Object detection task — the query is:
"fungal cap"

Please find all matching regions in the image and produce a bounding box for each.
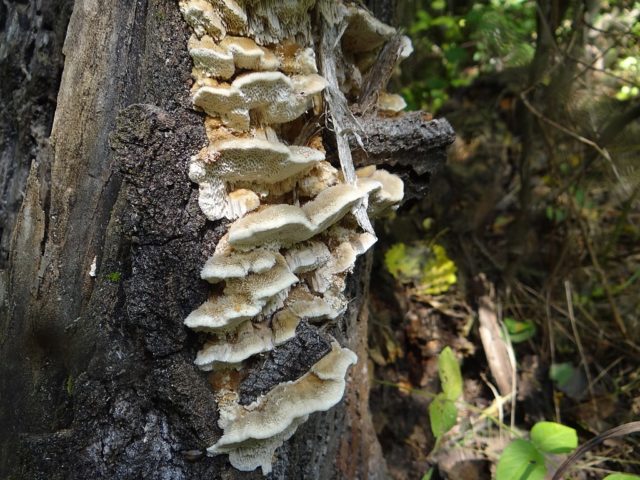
[223,258,298,301]
[192,85,241,115]
[184,296,262,332]
[342,6,395,53]
[301,183,370,231]
[284,242,331,273]
[220,36,267,70]
[291,74,328,96]
[210,137,324,183]
[210,342,357,447]
[188,35,235,79]
[228,204,314,249]
[195,321,274,370]
[233,71,293,106]
[360,169,405,215]
[377,92,407,113]
[179,0,226,39]
[200,240,278,283]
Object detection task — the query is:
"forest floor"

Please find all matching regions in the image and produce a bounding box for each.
[367,79,640,479]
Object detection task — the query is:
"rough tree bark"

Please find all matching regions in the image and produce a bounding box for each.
[0,1,453,478]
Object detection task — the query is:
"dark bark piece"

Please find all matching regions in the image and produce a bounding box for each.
[238,322,333,405]
[327,113,455,201]
[351,113,456,175]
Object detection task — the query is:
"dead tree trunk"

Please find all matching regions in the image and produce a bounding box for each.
[0,1,454,478]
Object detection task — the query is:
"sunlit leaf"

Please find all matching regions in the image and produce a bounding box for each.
[429,393,457,438]
[496,439,546,480]
[504,317,537,343]
[417,244,457,295]
[438,346,463,400]
[603,474,640,480]
[530,421,578,454]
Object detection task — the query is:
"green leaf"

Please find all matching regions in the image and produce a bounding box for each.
[504,317,537,343]
[428,393,457,438]
[384,243,421,281]
[530,421,578,454]
[438,346,463,400]
[421,468,434,480]
[549,362,576,388]
[418,244,457,295]
[603,474,640,480]
[496,439,546,480]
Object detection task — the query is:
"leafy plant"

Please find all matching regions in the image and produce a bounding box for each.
[504,317,537,343]
[428,347,463,439]
[384,241,457,295]
[496,421,578,480]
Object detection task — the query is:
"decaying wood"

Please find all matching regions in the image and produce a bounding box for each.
[0,0,454,478]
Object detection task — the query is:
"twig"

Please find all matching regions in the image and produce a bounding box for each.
[569,198,628,336]
[519,93,621,181]
[564,280,597,408]
[551,421,640,479]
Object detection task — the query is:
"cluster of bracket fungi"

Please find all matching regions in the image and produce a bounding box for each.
[179,0,409,474]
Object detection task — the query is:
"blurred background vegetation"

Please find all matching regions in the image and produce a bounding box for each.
[365,0,640,478]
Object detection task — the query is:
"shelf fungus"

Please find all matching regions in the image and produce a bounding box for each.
[209,342,357,474]
[179,0,408,475]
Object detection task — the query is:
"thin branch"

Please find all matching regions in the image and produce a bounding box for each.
[519,92,622,181]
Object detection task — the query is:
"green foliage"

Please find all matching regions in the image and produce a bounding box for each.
[438,346,463,400]
[429,393,458,438]
[497,422,577,480]
[549,362,578,389]
[604,475,640,480]
[504,317,537,343]
[530,421,578,454]
[402,0,536,112]
[428,347,463,438]
[421,468,434,480]
[384,243,422,281]
[106,271,122,282]
[496,439,546,480]
[417,244,457,295]
[384,241,457,295]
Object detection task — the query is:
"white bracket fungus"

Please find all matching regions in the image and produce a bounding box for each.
[188,137,326,220]
[209,342,357,474]
[179,0,408,475]
[192,72,327,129]
[180,0,226,39]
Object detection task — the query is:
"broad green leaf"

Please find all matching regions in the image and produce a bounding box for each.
[504,317,537,343]
[496,439,546,480]
[603,474,640,480]
[549,362,576,388]
[438,346,463,400]
[530,421,578,454]
[428,393,457,438]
